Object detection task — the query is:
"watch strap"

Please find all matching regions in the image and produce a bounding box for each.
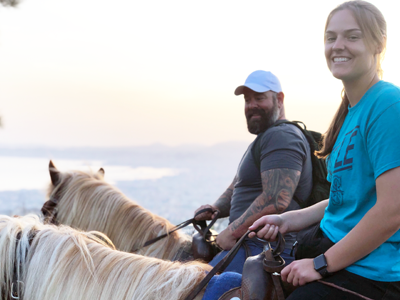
[314,254,333,278]
[317,266,332,278]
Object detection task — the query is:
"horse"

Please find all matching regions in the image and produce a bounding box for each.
[0,214,211,300]
[42,161,194,261]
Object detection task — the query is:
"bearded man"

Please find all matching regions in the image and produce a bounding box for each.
[194,70,313,274]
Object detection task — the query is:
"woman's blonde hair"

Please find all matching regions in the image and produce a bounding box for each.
[316,0,387,158]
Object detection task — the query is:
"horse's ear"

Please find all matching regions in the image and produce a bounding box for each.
[98,168,105,176]
[49,160,61,186]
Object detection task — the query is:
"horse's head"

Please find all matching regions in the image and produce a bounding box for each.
[41,161,191,261]
[0,215,211,300]
[42,160,105,224]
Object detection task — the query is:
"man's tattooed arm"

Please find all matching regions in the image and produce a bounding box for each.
[213,176,237,218]
[229,168,301,238]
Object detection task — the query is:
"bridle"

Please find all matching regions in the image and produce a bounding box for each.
[8,230,37,300]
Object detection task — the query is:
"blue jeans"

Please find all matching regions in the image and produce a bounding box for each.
[202,272,242,300]
[209,239,294,274]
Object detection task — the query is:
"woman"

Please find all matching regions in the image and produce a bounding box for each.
[249,1,400,299]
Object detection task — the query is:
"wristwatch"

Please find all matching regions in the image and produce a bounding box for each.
[313,254,332,278]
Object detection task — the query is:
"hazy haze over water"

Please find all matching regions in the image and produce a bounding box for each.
[0,142,248,228]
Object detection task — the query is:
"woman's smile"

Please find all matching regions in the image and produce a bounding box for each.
[332,57,351,63]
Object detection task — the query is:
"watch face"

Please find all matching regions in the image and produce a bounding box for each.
[314,254,328,271]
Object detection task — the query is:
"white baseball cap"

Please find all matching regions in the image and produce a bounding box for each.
[234,70,282,95]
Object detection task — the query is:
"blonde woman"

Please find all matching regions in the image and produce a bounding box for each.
[249,1,400,299]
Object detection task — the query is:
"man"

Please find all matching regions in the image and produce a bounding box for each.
[195,70,313,273]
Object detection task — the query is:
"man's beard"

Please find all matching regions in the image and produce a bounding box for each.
[246,102,280,135]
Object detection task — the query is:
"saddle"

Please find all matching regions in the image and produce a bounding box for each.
[185,231,289,300]
[218,234,287,300]
[191,219,221,262]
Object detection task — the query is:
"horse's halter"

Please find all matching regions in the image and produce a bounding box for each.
[8,230,37,300]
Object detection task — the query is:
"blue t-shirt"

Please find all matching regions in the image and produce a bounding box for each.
[320,80,400,282]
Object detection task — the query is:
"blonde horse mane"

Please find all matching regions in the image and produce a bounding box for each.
[0,214,210,300]
[46,166,191,260]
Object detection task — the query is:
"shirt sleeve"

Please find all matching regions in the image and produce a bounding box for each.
[260,126,308,173]
[366,101,400,179]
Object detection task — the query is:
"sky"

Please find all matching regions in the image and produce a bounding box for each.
[0,0,399,147]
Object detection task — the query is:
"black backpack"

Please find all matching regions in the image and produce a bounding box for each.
[251,120,331,208]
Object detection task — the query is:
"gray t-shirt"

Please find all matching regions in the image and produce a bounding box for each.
[229,122,313,248]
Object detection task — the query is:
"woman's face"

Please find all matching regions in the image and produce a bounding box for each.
[325,9,376,82]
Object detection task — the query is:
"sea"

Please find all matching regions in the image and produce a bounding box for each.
[0,142,249,232]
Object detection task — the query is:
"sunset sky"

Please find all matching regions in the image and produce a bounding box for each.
[1,0,399,147]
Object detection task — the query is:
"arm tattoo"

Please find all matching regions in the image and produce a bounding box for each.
[214,176,237,218]
[230,169,301,237]
[260,169,299,212]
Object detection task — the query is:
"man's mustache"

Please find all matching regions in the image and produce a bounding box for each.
[246,108,266,120]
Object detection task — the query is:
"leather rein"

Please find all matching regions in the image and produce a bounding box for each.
[132,208,221,252]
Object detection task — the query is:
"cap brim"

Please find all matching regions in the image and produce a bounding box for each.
[234,83,269,95]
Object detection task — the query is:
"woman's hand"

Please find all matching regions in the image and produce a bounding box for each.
[248,215,286,240]
[281,259,322,286]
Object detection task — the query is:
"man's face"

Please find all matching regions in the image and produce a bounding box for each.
[244,88,280,135]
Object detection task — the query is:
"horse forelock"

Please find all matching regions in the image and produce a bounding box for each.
[0,215,210,300]
[46,169,190,260]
